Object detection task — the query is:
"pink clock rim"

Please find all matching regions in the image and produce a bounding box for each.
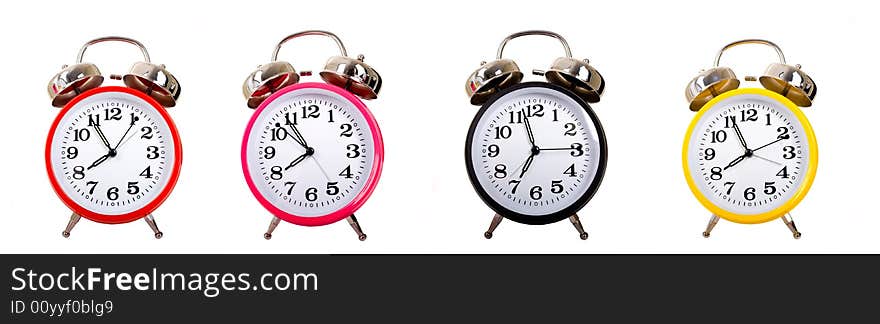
[241,82,384,226]
[44,86,183,224]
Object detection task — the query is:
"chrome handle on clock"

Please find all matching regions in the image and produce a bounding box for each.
[272,30,348,62]
[77,36,151,63]
[496,30,572,59]
[714,39,786,67]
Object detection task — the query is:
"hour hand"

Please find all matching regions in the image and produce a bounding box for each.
[723,155,746,171]
[519,154,535,178]
[87,153,111,170]
[284,153,308,171]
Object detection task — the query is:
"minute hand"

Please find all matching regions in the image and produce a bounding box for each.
[752,135,789,153]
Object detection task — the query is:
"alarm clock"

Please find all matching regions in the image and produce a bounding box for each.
[241,30,383,241]
[682,39,818,238]
[464,31,607,240]
[45,37,182,239]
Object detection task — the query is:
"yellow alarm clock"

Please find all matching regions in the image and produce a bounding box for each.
[682,39,818,239]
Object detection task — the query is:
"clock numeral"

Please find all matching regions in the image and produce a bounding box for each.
[340,123,353,137]
[526,104,544,117]
[740,108,758,122]
[552,109,559,122]
[570,143,584,157]
[107,187,119,201]
[305,187,318,202]
[86,181,98,195]
[563,123,577,136]
[73,166,85,180]
[494,126,512,139]
[270,166,283,180]
[776,166,790,179]
[563,164,577,178]
[328,110,335,123]
[508,111,523,124]
[551,180,564,194]
[744,187,756,201]
[704,148,716,160]
[285,112,297,126]
[529,186,543,200]
[65,147,79,159]
[140,166,153,179]
[146,146,159,159]
[764,182,777,195]
[127,182,140,195]
[346,144,361,158]
[73,128,90,141]
[783,146,796,159]
[711,130,727,143]
[140,126,154,139]
[88,114,101,127]
[724,116,736,128]
[270,126,288,141]
[263,146,276,159]
[284,182,296,195]
[487,144,500,158]
[301,105,320,119]
[494,164,507,179]
[724,182,735,195]
[765,113,772,126]
[326,182,340,196]
[104,108,122,121]
[777,126,790,140]
[508,180,521,194]
[339,166,353,179]
[709,167,722,180]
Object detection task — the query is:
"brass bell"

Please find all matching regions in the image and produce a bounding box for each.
[243,30,382,108]
[48,37,180,108]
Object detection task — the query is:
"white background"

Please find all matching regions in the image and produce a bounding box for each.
[0,0,876,253]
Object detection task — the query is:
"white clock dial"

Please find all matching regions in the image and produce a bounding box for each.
[687,93,811,215]
[469,86,602,217]
[245,87,375,217]
[49,91,177,215]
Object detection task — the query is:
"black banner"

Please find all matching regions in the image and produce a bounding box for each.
[3,254,878,322]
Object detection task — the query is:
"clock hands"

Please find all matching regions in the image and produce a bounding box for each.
[284,152,310,171]
[723,155,747,171]
[275,123,307,148]
[539,147,578,152]
[113,115,139,150]
[85,115,141,172]
[752,134,789,153]
[86,153,112,170]
[522,109,536,147]
[753,153,782,166]
[92,123,112,151]
[732,122,749,150]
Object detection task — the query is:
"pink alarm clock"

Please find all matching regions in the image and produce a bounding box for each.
[241,31,383,241]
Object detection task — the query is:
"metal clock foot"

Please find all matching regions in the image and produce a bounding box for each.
[346,215,367,241]
[569,214,588,240]
[144,214,163,239]
[484,214,504,239]
[62,213,81,238]
[781,213,801,239]
[264,217,281,240]
[702,214,720,238]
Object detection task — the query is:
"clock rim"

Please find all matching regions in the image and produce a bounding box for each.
[682,87,818,224]
[44,86,183,224]
[465,81,608,225]
[241,82,384,227]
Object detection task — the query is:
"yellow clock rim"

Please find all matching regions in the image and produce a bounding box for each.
[682,88,818,224]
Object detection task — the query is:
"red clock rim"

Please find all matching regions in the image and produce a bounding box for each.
[44,86,183,224]
[241,82,384,227]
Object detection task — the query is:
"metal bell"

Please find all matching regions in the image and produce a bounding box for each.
[543,56,605,103]
[125,61,181,107]
[760,62,817,107]
[47,62,103,107]
[320,54,382,100]
[465,58,523,105]
[685,67,740,112]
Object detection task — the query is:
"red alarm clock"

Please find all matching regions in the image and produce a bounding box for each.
[45,37,182,239]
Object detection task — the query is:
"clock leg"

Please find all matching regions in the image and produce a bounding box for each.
[781,213,802,239]
[144,214,163,239]
[346,214,367,241]
[484,214,503,239]
[264,217,281,240]
[62,212,81,238]
[569,214,588,240]
[702,214,720,238]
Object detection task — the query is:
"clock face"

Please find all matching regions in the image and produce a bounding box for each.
[243,84,379,221]
[466,82,606,224]
[685,91,813,220]
[48,89,179,219]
